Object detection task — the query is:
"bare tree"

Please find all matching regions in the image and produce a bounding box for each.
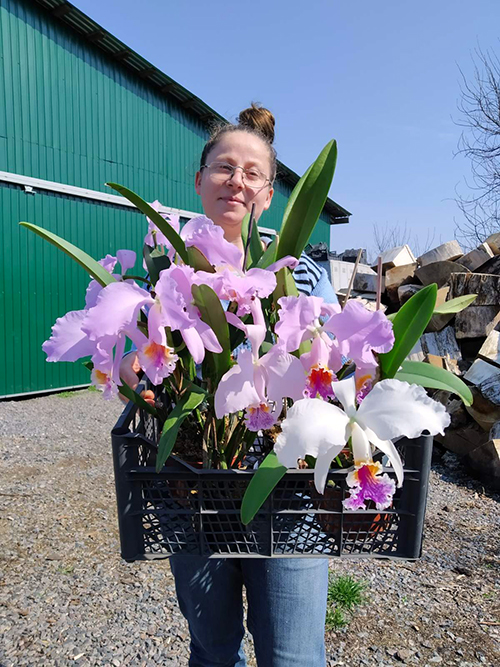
[455,47,500,248]
[370,222,439,262]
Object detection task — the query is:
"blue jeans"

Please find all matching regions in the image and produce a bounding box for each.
[169,555,329,667]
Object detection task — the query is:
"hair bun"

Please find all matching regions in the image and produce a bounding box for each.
[237,103,275,144]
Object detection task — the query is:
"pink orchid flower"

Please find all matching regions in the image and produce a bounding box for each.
[144,200,180,255]
[81,280,179,389]
[182,215,298,315]
[180,215,243,268]
[157,264,222,363]
[85,249,136,308]
[214,299,306,431]
[325,300,395,369]
[275,294,343,399]
[44,250,137,397]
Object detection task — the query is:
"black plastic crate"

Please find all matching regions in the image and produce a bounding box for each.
[111,394,433,561]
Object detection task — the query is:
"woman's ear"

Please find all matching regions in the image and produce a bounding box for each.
[262,186,274,212]
[195,171,202,195]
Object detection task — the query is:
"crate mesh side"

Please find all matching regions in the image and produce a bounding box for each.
[112,396,430,560]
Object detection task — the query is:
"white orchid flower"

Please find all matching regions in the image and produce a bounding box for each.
[274,377,450,509]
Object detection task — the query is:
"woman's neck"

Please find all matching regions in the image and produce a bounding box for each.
[222,225,245,255]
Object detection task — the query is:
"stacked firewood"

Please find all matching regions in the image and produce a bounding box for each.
[339,234,500,489]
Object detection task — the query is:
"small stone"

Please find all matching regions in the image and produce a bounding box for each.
[395,648,412,661]
[429,655,442,663]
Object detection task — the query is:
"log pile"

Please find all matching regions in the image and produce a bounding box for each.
[337,233,500,489]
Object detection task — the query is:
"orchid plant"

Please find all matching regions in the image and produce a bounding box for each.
[21,139,473,525]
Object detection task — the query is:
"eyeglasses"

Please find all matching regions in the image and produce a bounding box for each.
[201,161,272,189]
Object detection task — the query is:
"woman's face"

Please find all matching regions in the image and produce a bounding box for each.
[195,131,274,233]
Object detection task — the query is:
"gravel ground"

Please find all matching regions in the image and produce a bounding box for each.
[0,389,498,667]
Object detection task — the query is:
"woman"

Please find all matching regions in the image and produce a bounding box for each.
[122,104,337,667]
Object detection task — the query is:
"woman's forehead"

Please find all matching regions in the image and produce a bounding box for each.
[207,131,270,166]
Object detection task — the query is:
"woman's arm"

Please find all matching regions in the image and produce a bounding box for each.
[310,266,339,305]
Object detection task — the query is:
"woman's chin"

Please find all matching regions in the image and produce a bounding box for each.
[216,211,247,229]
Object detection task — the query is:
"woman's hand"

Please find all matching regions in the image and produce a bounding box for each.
[119,353,156,406]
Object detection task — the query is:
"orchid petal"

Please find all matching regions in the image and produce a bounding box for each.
[350,421,372,464]
[344,463,396,511]
[320,302,341,318]
[362,425,404,487]
[82,282,153,339]
[198,320,223,354]
[314,447,341,495]
[214,349,260,418]
[325,300,394,368]
[253,365,267,402]
[356,379,450,442]
[144,201,180,251]
[155,272,195,331]
[116,249,136,274]
[85,280,103,309]
[181,215,243,268]
[262,346,306,404]
[266,255,299,273]
[225,311,246,331]
[91,368,119,399]
[138,339,178,385]
[246,299,266,358]
[91,336,115,370]
[181,327,206,364]
[332,376,357,416]
[274,398,348,469]
[217,268,276,315]
[244,403,277,431]
[98,254,117,273]
[112,334,127,386]
[42,309,96,362]
[275,295,323,352]
[300,336,337,400]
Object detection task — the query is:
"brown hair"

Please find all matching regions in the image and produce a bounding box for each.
[200,103,277,182]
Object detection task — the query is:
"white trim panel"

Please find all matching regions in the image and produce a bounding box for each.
[0,170,278,235]
[0,170,200,219]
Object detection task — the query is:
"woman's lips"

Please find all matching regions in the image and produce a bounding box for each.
[220,197,244,206]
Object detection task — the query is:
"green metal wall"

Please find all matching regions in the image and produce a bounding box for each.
[0,0,330,396]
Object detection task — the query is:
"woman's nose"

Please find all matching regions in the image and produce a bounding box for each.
[227,166,245,187]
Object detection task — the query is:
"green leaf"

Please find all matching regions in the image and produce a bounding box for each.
[117,378,158,417]
[379,283,437,379]
[276,140,337,261]
[255,235,278,269]
[273,266,299,302]
[434,294,477,314]
[395,360,473,406]
[156,385,206,471]
[241,211,264,269]
[143,245,171,285]
[240,451,287,525]
[106,183,189,263]
[187,246,215,273]
[19,222,115,287]
[191,284,232,379]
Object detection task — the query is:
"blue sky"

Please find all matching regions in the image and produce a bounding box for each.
[74,0,500,257]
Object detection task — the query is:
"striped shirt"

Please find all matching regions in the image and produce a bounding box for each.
[293,252,324,295]
[260,235,338,305]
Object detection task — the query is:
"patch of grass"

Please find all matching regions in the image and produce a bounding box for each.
[325,574,366,630]
[57,564,75,575]
[87,384,98,392]
[325,605,347,629]
[56,391,75,398]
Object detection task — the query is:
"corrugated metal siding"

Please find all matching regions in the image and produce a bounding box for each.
[0,0,330,396]
[1,182,152,396]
